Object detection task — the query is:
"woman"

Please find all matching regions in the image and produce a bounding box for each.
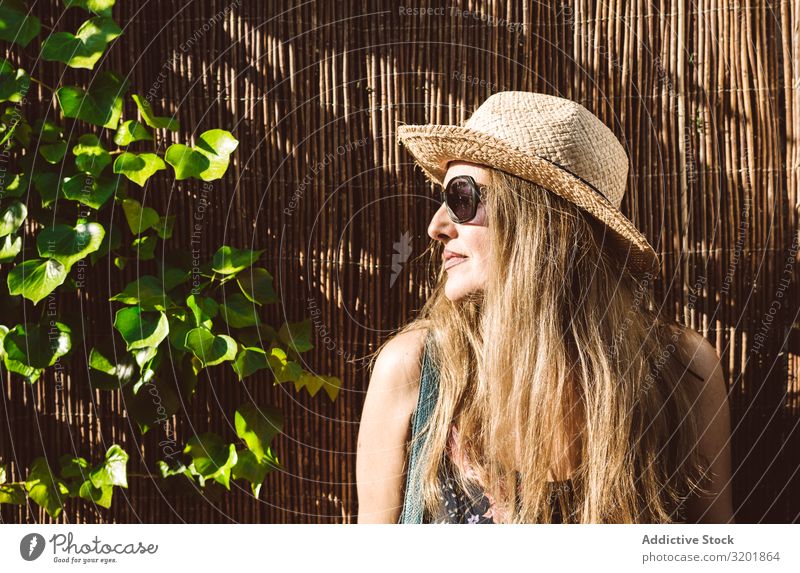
[356,92,734,524]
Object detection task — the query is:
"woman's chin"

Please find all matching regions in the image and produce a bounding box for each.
[444,290,461,302]
[444,281,478,303]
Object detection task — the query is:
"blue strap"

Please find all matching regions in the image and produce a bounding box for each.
[398,333,439,523]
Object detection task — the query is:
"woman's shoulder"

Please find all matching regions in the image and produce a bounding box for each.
[356,327,429,523]
[665,323,734,523]
[367,327,429,407]
[667,322,721,384]
[370,328,428,391]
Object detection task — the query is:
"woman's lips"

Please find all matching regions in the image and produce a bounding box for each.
[444,255,467,270]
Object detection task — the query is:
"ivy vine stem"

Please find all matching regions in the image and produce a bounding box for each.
[28,76,55,93]
[126,472,160,479]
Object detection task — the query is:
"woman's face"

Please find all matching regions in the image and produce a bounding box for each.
[428,161,492,301]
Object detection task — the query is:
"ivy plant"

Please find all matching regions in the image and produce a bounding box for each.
[0,0,341,519]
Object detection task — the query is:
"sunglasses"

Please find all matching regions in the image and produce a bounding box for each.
[440,175,487,223]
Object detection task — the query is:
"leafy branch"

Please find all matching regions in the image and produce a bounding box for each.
[0,0,341,519]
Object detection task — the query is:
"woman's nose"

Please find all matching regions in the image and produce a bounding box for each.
[428,201,456,242]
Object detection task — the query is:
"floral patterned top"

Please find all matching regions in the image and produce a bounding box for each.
[427,458,575,524]
[423,425,576,524]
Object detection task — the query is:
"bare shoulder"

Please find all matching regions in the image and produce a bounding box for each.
[669,323,735,523]
[668,322,729,421]
[668,323,724,388]
[355,327,428,523]
[366,327,428,405]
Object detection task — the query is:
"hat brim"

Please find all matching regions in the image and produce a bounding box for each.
[396,123,660,277]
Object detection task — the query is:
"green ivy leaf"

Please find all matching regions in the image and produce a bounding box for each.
[0,463,25,503]
[132,234,157,260]
[59,455,89,479]
[232,347,268,381]
[0,324,41,382]
[159,264,189,292]
[113,307,169,350]
[88,348,133,381]
[62,173,122,209]
[237,268,278,305]
[90,225,121,263]
[166,315,193,353]
[0,59,30,103]
[0,325,8,361]
[211,245,263,275]
[220,293,259,329]
[184,327,237,367]
[231,449,276,498]
[7,259,69,304]
[3,322,72,369]
[122,375,178,433]
[113,152,166,187]
[25,458,69,518]
[72,133,111,176]
[63,0,115,16]
[165,129,238,181]
[186,294,218,327]
[154,215,174,240]
[183,433,237,490]
[0,172,29,198]
[78,479,113,508]
[131,361,155,394]
[131,93,179,131]
[233,324,277,348]
[41,17,121,70]
[278,319,313,353]
[113,119,152,146]
[2,112,31,147]
[163,144,205,179]
[157,459,192,480]
[295,372,342,401]
[110,276,173,310]
[87,347,135,390]
[265,346,303,383]
[88,347,116,374]
[31,171,63,207]
[121,198,159,234]
[0,482,25,505]
[0,200,26,237]
[36,222,105,269]
[89,444,128,489]
[234,402,282,463]
[131,357,156,391]
[131,345,158,370]
[3,356,42,383]
[0,234,21,263]
[39,140,68,164]
[56,71,129,128]
[33,119,63,143]
[0,0,41,47]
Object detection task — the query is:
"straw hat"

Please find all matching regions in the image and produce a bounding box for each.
[396,91,660,277]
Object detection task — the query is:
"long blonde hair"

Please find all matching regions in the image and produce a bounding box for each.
[377,167,711,523]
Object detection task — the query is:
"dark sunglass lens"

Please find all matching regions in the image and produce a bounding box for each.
[445,178,475,221]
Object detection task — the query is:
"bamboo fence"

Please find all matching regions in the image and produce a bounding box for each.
[1,0,798,523]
